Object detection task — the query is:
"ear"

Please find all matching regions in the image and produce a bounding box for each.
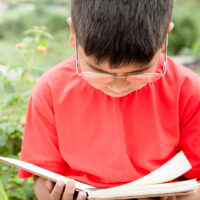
[67,17,76,48]
[161,22,174,51]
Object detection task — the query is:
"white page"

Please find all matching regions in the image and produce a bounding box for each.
[88,179,198,199]
[0,157,94,191]
[88,151,192,195]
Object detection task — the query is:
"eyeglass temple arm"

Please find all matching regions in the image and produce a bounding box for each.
[75,36,80,73]
[163,34,168,74]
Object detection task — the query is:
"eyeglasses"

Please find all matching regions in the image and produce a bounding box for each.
[75,35,168,84]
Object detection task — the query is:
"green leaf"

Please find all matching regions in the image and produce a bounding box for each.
[38,39,48,47]
[43,32,53,39]
[0,71,4,78]
[7,64,23,73]
[4,82,15,94]
[0,174,10,185]
[23,28,34,35]
[22,37,34,49]
[0,181,8,200]
[20,70,27,81]
[0,134,8,147]
[0,60,8,66]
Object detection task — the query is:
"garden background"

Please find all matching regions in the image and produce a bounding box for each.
[0,0,200,199]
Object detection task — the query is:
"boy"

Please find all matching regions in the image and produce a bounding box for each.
[19,0,200,199]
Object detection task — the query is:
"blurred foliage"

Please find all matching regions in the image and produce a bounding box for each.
[0,26,52,200]
[0,0,73,67]
[0,3,69,39]
[0,181,8,200]
[169,0,200,57]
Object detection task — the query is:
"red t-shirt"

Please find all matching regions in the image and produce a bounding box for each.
[19,55,200,188]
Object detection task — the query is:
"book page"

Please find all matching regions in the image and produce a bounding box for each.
[0,157,94,191]
[88,152,192,194]
[122,151,192,187]
[88,179,198,199]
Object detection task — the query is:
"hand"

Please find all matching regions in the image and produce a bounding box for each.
[47,180,87,200]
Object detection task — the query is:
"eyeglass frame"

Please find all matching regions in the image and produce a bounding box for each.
[75,34,168,81]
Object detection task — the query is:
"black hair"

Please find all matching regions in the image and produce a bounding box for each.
[71,0,174,68]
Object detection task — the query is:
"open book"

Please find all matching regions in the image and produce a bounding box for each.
[0,152,199,199]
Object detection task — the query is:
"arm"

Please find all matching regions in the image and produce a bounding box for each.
[34,176,87,200]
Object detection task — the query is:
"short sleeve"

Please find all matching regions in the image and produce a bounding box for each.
[179,74,200,179]
[19,77,67,178]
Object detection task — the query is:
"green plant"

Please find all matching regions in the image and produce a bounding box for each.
[169,1,200,57]
[0,9,38,40]
[0,3,69,40]
[191,39,200,58]
[0,181,8,200]
[0,26,53,200]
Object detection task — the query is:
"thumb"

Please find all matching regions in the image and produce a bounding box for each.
[46,180,54,192]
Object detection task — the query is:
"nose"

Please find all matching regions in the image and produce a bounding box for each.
[107,78,130,93]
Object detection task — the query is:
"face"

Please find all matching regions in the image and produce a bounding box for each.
[67,17,173,98]
[77,45,162,98]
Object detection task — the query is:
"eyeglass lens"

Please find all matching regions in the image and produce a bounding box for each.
[82,73,162,84]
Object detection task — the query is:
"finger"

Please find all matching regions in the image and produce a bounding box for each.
[47,180,54,193]
[160,195,171,200]
[138,198,159,200]
[51,181,65,200]
[162,196,176,200]
[76,191,87,200]
[62,180,76,200]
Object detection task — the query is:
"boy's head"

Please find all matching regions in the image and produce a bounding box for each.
[67,0,174,97]
[70,0,174,66]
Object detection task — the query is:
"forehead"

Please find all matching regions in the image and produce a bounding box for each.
[77,45,161,74]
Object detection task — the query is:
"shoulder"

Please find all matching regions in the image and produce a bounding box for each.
[37,55,76,86]
[166,57,200,121]
[166,56,200,94]
[167,56,200,83]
